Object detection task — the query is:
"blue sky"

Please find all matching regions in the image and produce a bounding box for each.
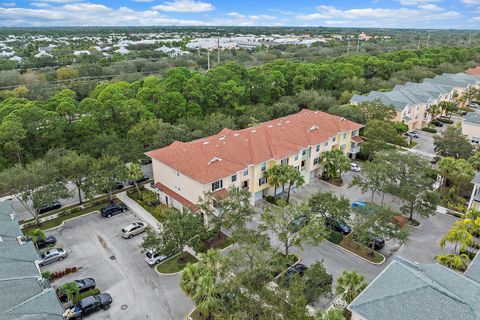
[0,0,479,28]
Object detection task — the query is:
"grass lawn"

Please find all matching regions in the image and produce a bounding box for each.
[339,234,385,264]
[127,188,172,222]
[326,230,344,244]
[22,199,118,233]
[189,308,212,320]
[155,251,198,274]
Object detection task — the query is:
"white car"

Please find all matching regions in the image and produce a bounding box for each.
[350,162,361,172]
[121,222,146,239]
[39,248,68,266]
[144,250,168,266]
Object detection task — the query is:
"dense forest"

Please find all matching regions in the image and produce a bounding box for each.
[0,45,479,171]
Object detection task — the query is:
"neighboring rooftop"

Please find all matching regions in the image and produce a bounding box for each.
[147,109,363,184]
[466,66,480,76]
[464,112,480,125]
[348,256,480,320]
[351,72,480,111]
[0,200,64,320]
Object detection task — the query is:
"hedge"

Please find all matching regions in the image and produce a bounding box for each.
[421,127,437,133]
[438,118,454,124]
[72,288,101,304]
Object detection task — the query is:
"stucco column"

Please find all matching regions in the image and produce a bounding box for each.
[468,184,478,209]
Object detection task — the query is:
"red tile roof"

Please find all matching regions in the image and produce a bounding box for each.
[147,109,363,184]
[155,182,199,212]
[351,136,364,144]
[466,66,480,76]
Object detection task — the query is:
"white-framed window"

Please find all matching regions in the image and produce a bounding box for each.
[340,144,346,151]
[472,137,480,144]
[302,149,307,156]
[212,180,223,191]
[332,136,336,142]
[231,174,237,182]
[173,170,180,176]
[352,130,358,137]
[243,169,248,176]
[342,133,347,140]
[294,154,299,161]
[325,141,329,147]
[261,162,267,171]
[313,157,320,165]
[259,177,267,186]
[281,158,289,165]
[316,144,320,152]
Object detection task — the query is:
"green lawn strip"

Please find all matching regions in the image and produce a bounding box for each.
[127,188,169,223]
[325,230,344,244]
[156,251,198,274]
[21,199,120,233]
[338,234,384,264]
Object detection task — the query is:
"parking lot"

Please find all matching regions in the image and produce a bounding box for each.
[41,209,194,320]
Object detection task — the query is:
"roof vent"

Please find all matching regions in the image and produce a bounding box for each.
[203,141,210,145]
[308,125,319,132]
[268,125,273,128]
[208,157,222,165]
[340,118,345,121]
[286,120,291,123]
[251,130,256,133]
[277,122,283,126]
[219,137,225,141]
[234,133,240,136]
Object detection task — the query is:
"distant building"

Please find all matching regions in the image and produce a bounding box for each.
[348,256,480,320]
[0,201,64,320]
[74,50,90,56]
[462,112,480,144]
[351,73,480,130]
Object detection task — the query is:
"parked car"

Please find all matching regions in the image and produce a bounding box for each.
[405,131,419,138]
[39,248,68,266]
[325,218,352,235]
[431,120,444,127]
[100,203,127,218]
[469,102,480,108]
[128,175,149,185]
[350,162,361,172]
[144,250,168,266]
[29,235,57,250]
[57,278,96,302]
[354,234,385,251]
[284,263,308,280]
[121,222,146,239]
[37,201,62,215]
[66,293,112,319]
[289,215,309,232]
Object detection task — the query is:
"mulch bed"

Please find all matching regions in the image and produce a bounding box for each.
[203,231,233,251]
[407,218,421,227]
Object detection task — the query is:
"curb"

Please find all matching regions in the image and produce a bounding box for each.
[326,240,386,265]
[26,210,100,232]
[154,252,193,276]
[185,307,197,320]
[318,179,348,189]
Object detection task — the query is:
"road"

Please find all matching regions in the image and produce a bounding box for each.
[9,164,153,221]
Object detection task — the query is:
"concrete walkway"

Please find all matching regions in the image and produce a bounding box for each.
[117,191,161,232]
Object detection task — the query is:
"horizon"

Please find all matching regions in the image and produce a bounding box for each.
[1,0,480,29]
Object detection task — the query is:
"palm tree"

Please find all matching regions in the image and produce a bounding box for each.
[28,228,46,250]
[60,282,80,304]
[436,253,470,271]
[126,162,144,195]
[322,149,351,183]
[439,221,473,254]
[284,166,305,204]
[335,271,368,304]
[438,157,456,188]
[450,159,475,195]
[264,165,287,200]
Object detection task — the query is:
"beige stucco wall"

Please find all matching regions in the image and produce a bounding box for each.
[350,311,364,320]
[462,121,480,142]
[152,159,207,204]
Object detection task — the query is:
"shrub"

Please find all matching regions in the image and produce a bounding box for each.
[326,231,344,244]
[72,288,101,304]
[41,271,52,281]
[421,127,437,133]
[265,195,275,204]
[439,118,454,124]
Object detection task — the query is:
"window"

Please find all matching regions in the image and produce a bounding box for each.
[325,141,329,147]
[259,177,267,186]
[332,136,336,142]
[261,162,267,171]
[352,130,358,137]
[294,154,299,161]
[316,144,320,152]
[472,137,480,144]
[242,181,248,189]
[313,157,320,165]
[231,174,237,182]
[294,166,299,171]
[212,180,223,191]
[342,133,347,140]
[243,169,248,176]
[340,144,346,151]
[302,149,307,156]
[281,158,289,165]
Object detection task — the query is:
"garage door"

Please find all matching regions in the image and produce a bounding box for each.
[254,190,263,201]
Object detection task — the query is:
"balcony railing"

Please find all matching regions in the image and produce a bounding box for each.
[350,146,360,154]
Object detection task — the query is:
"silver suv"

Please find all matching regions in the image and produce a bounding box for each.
[39,248,68,266]
[144,250,168,266]
[121,222,146,239]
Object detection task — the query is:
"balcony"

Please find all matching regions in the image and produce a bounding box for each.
[350,146,360,154]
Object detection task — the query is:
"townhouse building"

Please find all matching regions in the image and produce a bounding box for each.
[351,72,480,130]
[147,109,363,210]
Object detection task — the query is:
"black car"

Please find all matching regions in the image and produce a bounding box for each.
[57,278,96,302]
[354,234,385,250]
[325,218,352,235]
[37,201,62,215]
[129,175,149,185]
[289,215,309,232]
[68,293,112,319]
[100,203,127,218]
[32,235,57,249]
[284,263,308,280]
[431,120,444,127]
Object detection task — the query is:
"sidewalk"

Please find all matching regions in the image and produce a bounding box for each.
[116,191,161,232]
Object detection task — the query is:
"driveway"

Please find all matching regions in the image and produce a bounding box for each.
[40,209,193,320]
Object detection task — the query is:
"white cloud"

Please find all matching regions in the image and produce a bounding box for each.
[399,0,440,5]
[418,4,444,11]
[152,0,213,12]
[34,0,81,3]
[30,2,50,7]
[0,1,15,6]
[133,0,154,2]
[462,0,480,4]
